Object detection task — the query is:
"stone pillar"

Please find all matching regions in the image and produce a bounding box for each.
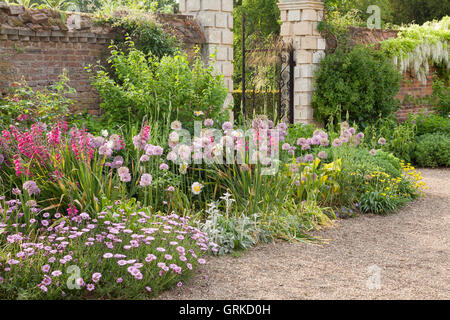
[278,0,325,124]
[179,0,234,109]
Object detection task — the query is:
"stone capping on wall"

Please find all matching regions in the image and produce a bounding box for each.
[0,3,113,43]
[0,3,206,46]
[278,0,324,11]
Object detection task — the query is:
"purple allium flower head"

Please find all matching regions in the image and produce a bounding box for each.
[171,121,182,130]
[140,173,152,187]
[318,151,328,159]
[152,146,164,156]
[332,139,342,147]
[204,119,214,127]
[303,154,314,162]
[23,180,41,196]
[378,137,386,145]
[222,121,233,131]
[159,163,169,171]
[311,136,321,145]
[167,151,177,162]
[320,138,329,147]
[301,144,310,150]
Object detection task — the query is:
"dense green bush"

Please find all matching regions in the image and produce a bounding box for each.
[330,146,419,213]
[285,122,317,145]
[0,72,74,127]
[413,113,450,136]
[312,46,401,128]
[414,133,450,167]
[90,40,228,129]
[431,76,450,117]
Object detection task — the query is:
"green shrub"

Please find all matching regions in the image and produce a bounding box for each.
[383,121,417,163]
[412,113,450,136]
[90,40,228,129]
[359,190,406,215]
[0,72,74,127]
[285,123,317,146]
[431,75,450,116]
[312,46,401,128]
[330,146,418,213]
[414,133,450,167]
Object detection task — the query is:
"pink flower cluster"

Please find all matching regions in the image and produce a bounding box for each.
[0,200,216,298]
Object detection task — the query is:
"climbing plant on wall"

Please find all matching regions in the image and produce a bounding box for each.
[380,17,449,84]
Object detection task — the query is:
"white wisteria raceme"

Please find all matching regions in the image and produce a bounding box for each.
[383,17,449,84]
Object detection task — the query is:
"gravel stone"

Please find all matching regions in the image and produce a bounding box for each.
[158,169,450,300]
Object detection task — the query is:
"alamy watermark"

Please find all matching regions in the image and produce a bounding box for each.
[165,120,283,176]
[367,5,381,29]
[366,264,382,290]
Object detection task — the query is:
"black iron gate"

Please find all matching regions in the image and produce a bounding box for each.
[237,12,295,124]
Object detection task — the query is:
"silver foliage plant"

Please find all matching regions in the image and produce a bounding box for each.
[198,193,268,255]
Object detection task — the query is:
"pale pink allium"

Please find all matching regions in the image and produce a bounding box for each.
[318,151,328,159]
[23,180,40,196]
[140,173,153,187]
[171,121,182,130]
[378,137,386,145]
[222,121,233,131]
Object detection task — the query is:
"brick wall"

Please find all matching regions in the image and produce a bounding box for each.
[395,68,435,121]
[0,4,205,115]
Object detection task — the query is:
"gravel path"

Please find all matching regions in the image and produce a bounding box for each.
[158,169,450,300]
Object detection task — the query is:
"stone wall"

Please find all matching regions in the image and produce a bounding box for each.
[179,0,234,108]
[0,3,205,115]
[278,0,326,124]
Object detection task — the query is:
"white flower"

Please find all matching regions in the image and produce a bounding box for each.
[101,130,109,137]
[180,162,188,174]
[191,182,203,195]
